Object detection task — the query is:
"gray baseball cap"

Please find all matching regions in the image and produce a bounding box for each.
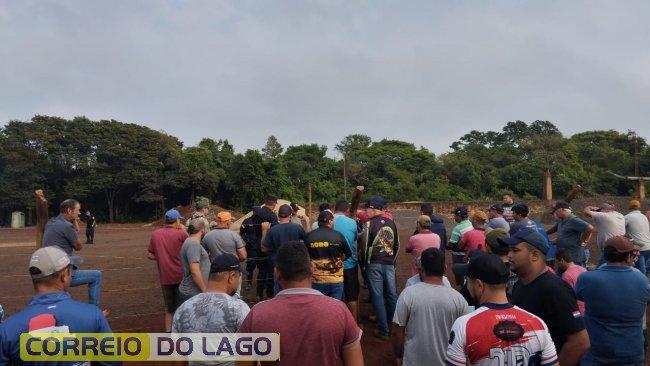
[29,247,71,279]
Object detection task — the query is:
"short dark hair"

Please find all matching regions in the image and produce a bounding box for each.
[420,203,433,215]
[420,248,445,276]
[318,203,331,212]
[59,199,80,214]
[555,248,574,263]
[31,266,69,288]
[512,204,529,217]
[603,246,630,263]
[264,195,277,205]
[276,241,311,281]
[335,200,350,212]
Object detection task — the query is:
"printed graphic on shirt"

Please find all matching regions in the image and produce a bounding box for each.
[371,226,395,256]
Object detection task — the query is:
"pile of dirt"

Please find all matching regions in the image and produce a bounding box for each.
[145,204,243,227]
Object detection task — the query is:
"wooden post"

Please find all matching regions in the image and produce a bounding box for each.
[35,189,49,247]
[543,171,553,201]
[307,182,312,219]
[638,180,646,200]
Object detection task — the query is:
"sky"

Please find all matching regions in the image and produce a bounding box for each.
[1,1,649,156]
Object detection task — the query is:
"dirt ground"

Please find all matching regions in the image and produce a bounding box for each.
[0,210,626,365]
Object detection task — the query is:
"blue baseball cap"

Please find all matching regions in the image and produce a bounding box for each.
[165,209,181,222]
[498,227,548,255]
[365,196,386,210]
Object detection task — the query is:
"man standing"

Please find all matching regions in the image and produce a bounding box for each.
[305,211,351,299]
[83,210,96,244]
[43,199,104,309]
[360,196,399,339]
[625,199,650,276]
[556,248,586,316]
[576,236,649,365]
[546,201,593,267]
[290,202,310,231]
[446,253,558,366]
[248,195,279,301]
[0,247,113,364]
[448,207,473,285]
[486,204,510,232]
[147,209,188,332]
[505,227,590,365]
[172,254,250,366]
[406,215,440,276]
[502,194,516,225]
[509,203,537,235]
[185,197,215,230]
[392,248,469,366]
[583,202,625,265]
[416,203,447,253]
[202,211,247,263]
[237,242,363,366]
[333,200,361,321]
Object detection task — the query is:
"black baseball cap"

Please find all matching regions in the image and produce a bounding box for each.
[488,204,504,213]
[210,254,241,273]
[466,253,510,285]
[365,196,386,210]
[498,227,549,255]
[318,210,334,223]
[551,200,571,213]
[278,204,293,218]
[454,206,469,218]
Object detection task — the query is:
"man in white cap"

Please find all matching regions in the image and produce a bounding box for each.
[0,247,112,364]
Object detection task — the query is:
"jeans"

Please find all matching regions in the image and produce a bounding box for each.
[312,282,344,300]
[366,263,398,334]
[86,228,95,244]
[637,250,650,278]
[71,269,102,306]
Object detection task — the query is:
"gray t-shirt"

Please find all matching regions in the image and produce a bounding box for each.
[42,214,79,255]
[590,211,626,249]
[393,282,470,366]
[179,238,211,300]
[486,217,510,232]
[202,228,245,262]
[625,211,650,252]
[553,215,590,263]
[172,292,250,366]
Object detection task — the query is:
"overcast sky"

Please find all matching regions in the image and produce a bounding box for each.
[1,1,649,156]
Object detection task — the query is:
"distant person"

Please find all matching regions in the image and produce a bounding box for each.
[446,253,558,366]
[248,195,279,301]
[486,204,510,232]
[457,210,488,258]
[186,197,215,230]
[505,227,590,365]
[415,203,448,253]
[289,202,310,232]
[239,214,257,290]
[448,206,472,285]
[333,199,361,321]
[509,203,537,235]
[311,202,332,230]
[202,211,246,263]
[583,202,625,265]
[576,236,649,365]
[172,254,249,366]
[43,199,105,310]
[625,199,650,276]
[502,194,516,224]
[0,247,112,364]
[237,241,363,366]
[556,248,586,316]
[359,196,399,340]
[83,210,96,244]
[546,201,593,267]
[392,248,469,366]
[405,215,440,276]
[147,209,188,331]
[179,218,211,301]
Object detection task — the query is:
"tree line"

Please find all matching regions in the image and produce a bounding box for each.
[0,116,647,224]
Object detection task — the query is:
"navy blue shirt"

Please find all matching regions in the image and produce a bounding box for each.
[42,214,79,255]
[261,222,306,264]
[0,292,112,365]
[576,265,650,358]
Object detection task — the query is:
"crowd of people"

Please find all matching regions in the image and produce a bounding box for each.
[2,193,650,366]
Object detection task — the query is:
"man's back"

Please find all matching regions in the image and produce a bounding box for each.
[487,217,510,232]
[262,222,306,260]
[509,218,536,235]
[202,228,245,262]
[590,211,626,248]
[393,282,469,366]
[305,227,350,284]
[364,215,399,265]
[238,288,361,366]
[333,214,358,269]
[148,226,188,285]
[625,211,650,251]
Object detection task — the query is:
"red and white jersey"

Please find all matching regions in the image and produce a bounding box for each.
[446,303,557,366]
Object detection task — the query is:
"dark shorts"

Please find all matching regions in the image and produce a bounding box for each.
[343,266,360,302]
[161,284,181,313]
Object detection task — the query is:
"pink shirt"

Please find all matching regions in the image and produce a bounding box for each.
[460,228,487,256]
[406,230,441,276]
[561,263,587,315]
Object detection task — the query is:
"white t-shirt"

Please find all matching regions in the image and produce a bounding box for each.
[625,211,650,252]
[405,274,452,288]
[393,282,470,366]
[590,211,625,249]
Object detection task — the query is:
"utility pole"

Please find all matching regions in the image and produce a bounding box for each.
[628,130,640,177]
[307,182,312,219]
[343,154,348,201]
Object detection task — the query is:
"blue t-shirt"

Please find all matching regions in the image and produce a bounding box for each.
[334,214,358,269]
[0,292,112,365]
[261,222,307,265]
[42,214,79,256]
[575,265,650,358]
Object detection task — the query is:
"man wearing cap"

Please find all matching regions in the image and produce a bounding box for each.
[333,200,361,321]
[186,197,215,230]
[405,215,441,276]
[360,196,400,339]
[510,203,556,266]
[305,211,351,299]
[289,202,310,231]
[262,204,307,294]
[43,199,104,309]
[625,199,650,277]
[0,247,112,364]
[148,208,189,332]
[238,241,363,366]
[415,203,447,253]
[506,227,590,365]
[202,211,247,263]
[393,248,469,366]
[172,254,250,363]
[458,210,488,257]
[583,202,625,265]
[575,236,649,365]
[486,204,510,232]
[546,201,593,267]
[446,253,558,366]
[448,206,472,285]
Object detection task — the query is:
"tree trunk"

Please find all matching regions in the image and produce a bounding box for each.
[543,171,553,201]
